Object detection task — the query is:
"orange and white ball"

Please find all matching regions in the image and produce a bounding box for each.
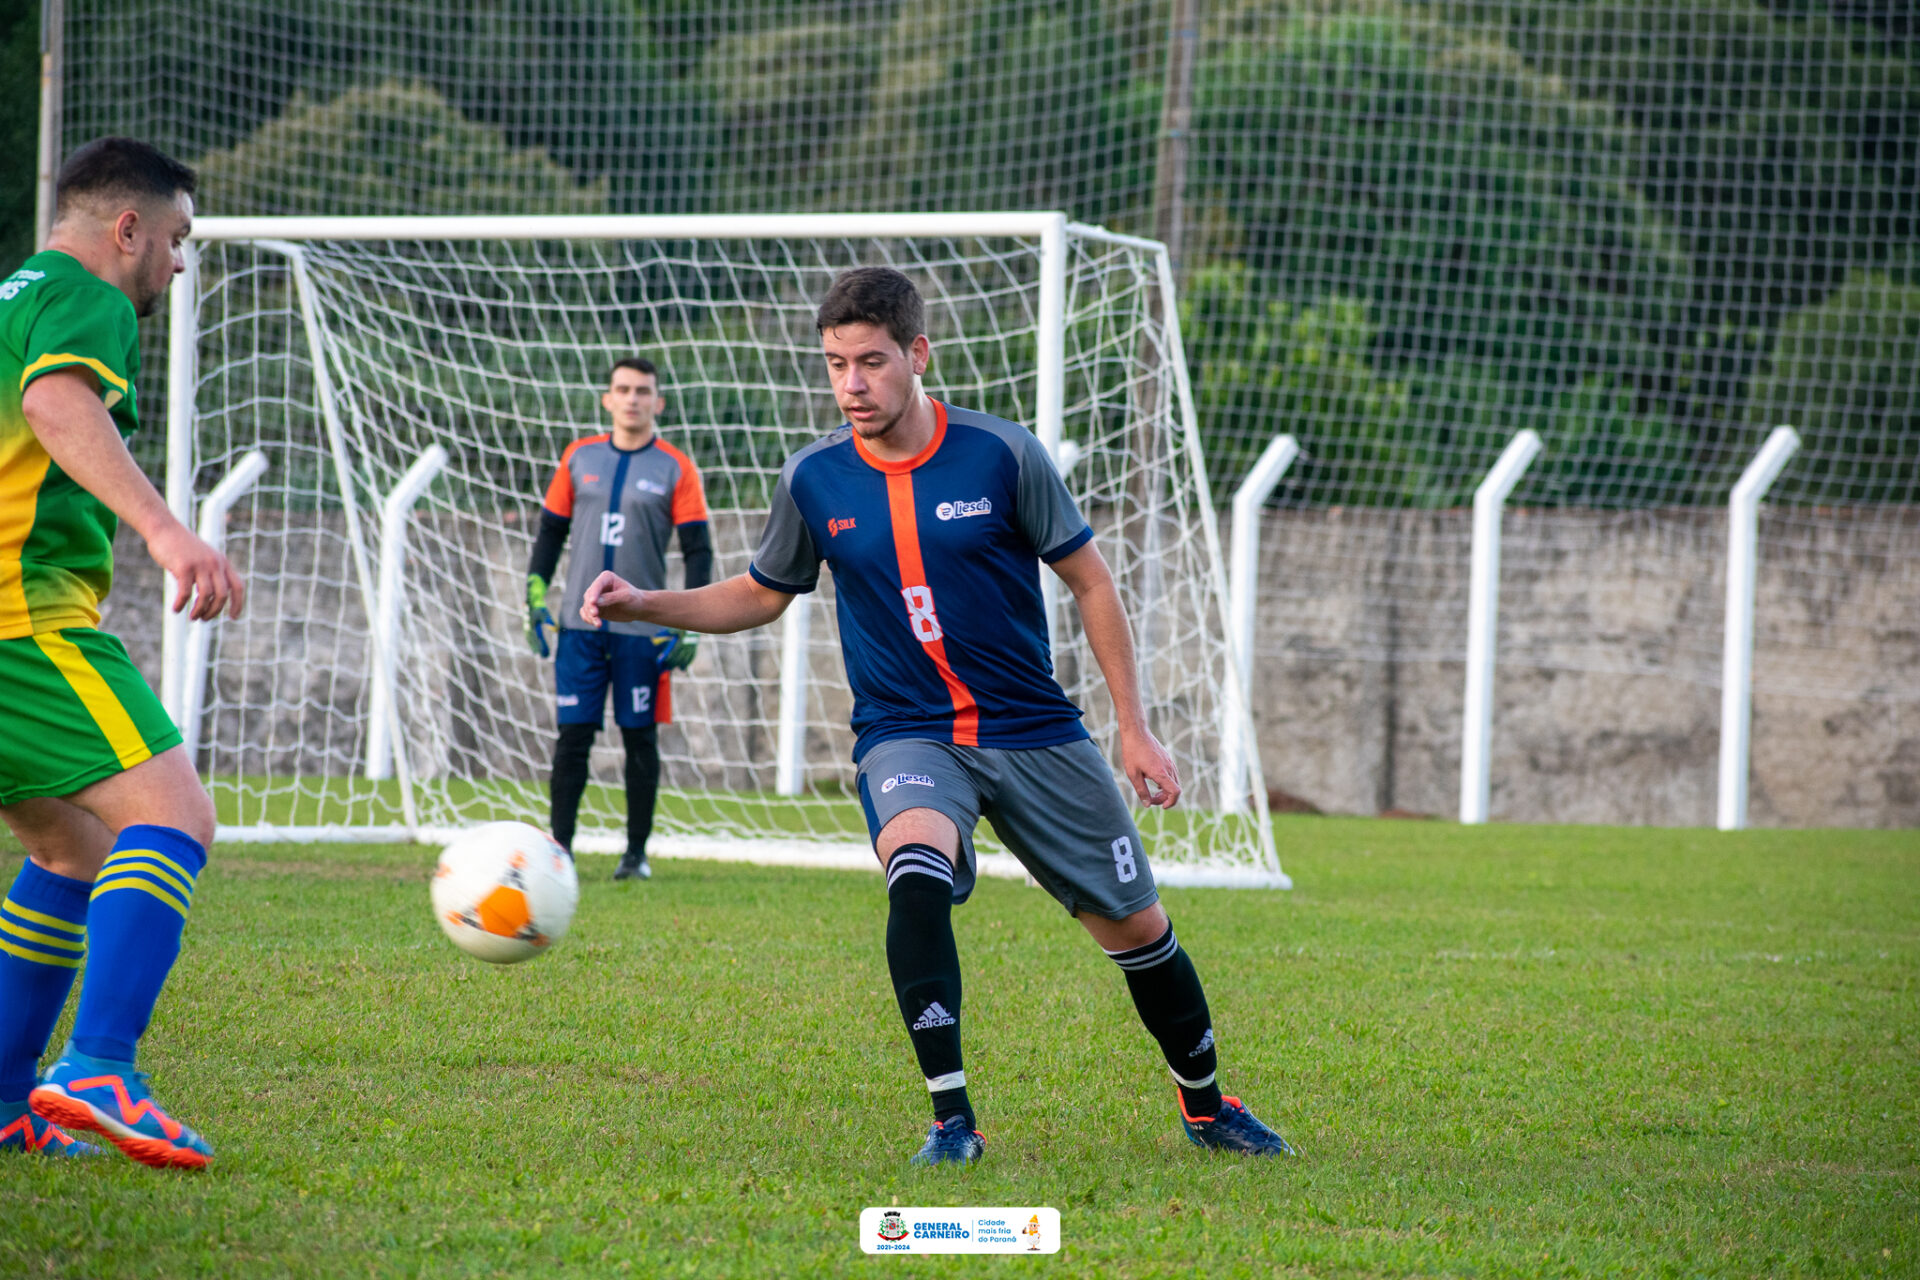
[431,822,579,964]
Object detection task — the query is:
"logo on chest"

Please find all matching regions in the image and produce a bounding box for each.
[828,516,857,538]
[935,498,992,522]
[634,477,668,496]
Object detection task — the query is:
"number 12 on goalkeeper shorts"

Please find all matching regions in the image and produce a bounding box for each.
[902,585,943,643]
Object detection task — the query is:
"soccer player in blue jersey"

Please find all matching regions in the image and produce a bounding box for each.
[1,139,242,1168]
[582,267,1294,1163]
[525,358,712,881]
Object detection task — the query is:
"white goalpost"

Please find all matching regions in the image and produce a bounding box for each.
[164,213,1286,888]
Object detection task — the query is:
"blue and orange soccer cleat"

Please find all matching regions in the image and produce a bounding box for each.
[0,1100,101,1157]
[1179,1094,1297,1157]
[29,1046,212,1170]
[910,1115,985,1166]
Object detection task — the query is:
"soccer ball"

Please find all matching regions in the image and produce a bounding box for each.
[431,822,579,964]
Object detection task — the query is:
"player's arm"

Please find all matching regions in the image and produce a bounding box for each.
[1050,540,1182,809]
[581,570,791,633]
[21,368,243,621]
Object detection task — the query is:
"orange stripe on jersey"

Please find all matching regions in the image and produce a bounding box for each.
[541,433,611,518]
[884,466,979,747]
[653,437,710,524]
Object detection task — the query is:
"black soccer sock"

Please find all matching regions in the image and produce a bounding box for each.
[1106,921,1223,1118]
[620,725,660,859]
[885,843,973,1130]
[549,723,597,851]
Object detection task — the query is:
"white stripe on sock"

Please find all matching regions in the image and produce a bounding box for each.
[925,1070,967,1092]
[1170,1066,1217,1089]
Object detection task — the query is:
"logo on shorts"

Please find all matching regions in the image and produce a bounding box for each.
[829,516,857,538]
[556,694,580,706]
[880,773,935,794]
[935,498,992,522]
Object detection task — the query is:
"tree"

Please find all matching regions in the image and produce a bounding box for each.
[1747,271,1920,504]
[194,81,607,216]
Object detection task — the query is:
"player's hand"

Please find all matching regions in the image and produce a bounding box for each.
[525,574,554,658]
[653,628,699,672]
[1120,724,1181,810]
[149,521,246,622]
[580,570,645,627]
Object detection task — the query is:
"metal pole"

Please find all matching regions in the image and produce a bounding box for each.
[1459,430,1543,824]
[774,593,812,796]
[34,0,64,250]
[1717,426,1800,831]
[365,445,449,779]
[1219,433,1298,813]
[178,451,268,762]
[160,243,199,721]
[1150,0,1198,274]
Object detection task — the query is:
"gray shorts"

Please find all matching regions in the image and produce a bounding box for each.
[855,736,1159,920]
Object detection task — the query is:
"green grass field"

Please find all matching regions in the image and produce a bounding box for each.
[1,819,1914,1278]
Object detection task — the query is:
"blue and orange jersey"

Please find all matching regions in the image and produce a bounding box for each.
[749,399,1095,761]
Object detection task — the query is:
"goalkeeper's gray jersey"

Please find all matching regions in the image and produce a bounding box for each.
[542,432,708,636]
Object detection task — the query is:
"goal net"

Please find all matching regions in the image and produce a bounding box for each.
[167,214,1285,887]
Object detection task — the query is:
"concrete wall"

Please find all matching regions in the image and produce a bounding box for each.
[101,504,1920,828]
[1243,506,1920,827]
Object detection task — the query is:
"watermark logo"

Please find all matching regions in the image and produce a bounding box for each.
[860,1208,1059,1255]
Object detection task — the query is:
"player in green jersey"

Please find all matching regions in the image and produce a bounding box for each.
[0,138,244,1169]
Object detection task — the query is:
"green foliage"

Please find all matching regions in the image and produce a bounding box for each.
[1748,270,1920,503]
[0,0,37,269]
[1190,10,1692,390]
[195,80,609,217]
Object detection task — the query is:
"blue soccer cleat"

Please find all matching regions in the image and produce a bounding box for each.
[0,1099,101,1157]
[1179,1094,1297,1157]
[29,1046,212,1170]
[910,1115,985,1166]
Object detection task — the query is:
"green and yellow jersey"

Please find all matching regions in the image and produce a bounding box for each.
[0,250,141,639]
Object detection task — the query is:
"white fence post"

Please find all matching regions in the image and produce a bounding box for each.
[775,593,813,796]
[1219,433,1299,813]
[160,243,199,723]
[1459,430,1543,825]
[365,445,449,780]
[178,451,268,761]
[1717,426,1801,831]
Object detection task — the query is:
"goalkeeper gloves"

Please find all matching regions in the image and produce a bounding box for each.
[653,628,698,672]
[525,574,555,658]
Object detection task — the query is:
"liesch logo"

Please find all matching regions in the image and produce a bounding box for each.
[934,498,991,521]
[880,773,935,794]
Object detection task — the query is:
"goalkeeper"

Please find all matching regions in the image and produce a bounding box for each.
[525,358,712,881]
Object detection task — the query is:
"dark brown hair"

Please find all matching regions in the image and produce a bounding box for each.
[815,267,925,352]
[55,137,197,219]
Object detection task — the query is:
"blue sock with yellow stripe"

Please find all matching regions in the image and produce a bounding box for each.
[0,861,90,1103]
[70,826,205,1066]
